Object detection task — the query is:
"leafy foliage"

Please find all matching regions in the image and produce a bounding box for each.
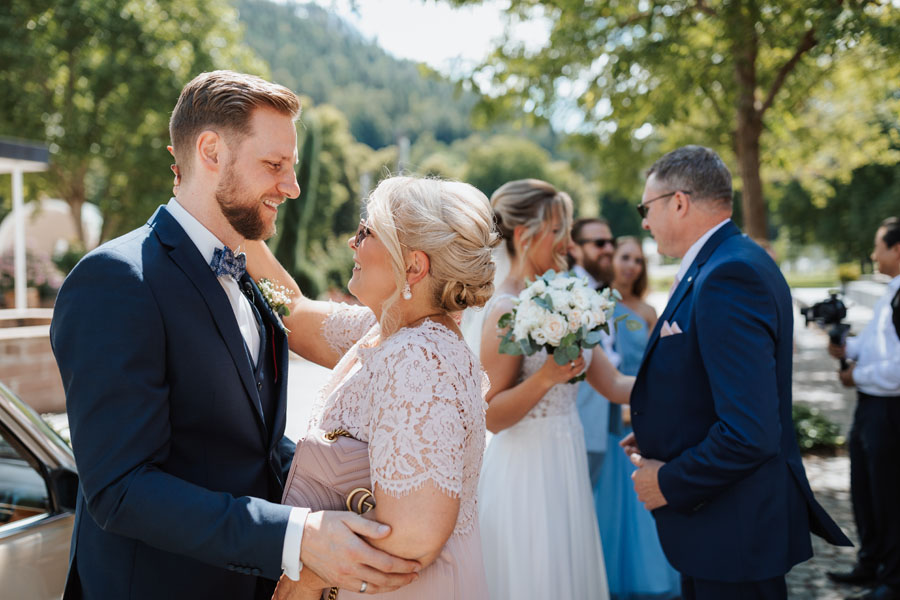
[440,0,900,239]
[0,0,267,242]
[792,403,843,453]
[236,0,478,149]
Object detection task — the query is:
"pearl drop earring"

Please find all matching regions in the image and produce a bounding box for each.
[402,282,412,300]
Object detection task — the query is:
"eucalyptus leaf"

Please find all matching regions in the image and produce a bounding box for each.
[519,338,534,356]
[553,345,570,365]
[498,312,513,328]
[499,336,523,356]
[584,329,605,345]
[533,295,553,311]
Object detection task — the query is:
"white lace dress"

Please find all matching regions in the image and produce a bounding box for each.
[310,303,490,599]
[478,297,609,599]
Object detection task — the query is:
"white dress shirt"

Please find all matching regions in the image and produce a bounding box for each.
[572,264,600,290]
[165,199,309,579]
[674,218,731,284]
[846,274,900,397]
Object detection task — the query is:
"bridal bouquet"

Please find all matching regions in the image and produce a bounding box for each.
[498,270,623,381]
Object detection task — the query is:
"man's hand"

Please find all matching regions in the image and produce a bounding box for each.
[630,454,668,511]
[838,364,855,388]
[619,431,641,457]
[299,511,420,594]
[828,342,846,360]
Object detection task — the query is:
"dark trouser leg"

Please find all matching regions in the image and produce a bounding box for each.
[861,394,900,587]
[850,394,881,573]
[681,575,787,600]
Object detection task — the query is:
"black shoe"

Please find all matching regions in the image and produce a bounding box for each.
[829,565,879,586]
[846,585,900,600]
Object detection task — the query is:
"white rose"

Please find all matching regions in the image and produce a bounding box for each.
[532,329,549,345]
[572,287,592,311]
[549,276,569,289]
[549,289,570,311]
[592,308,607,326]
[538,312,568,346]
[567,308,585,329]
[530,279,547,296]
[515,302,544,336]
[582,310,597,330]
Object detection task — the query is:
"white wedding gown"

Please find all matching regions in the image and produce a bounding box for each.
[478,339,609,599]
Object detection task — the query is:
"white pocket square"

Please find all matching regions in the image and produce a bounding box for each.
[660,320,683,338]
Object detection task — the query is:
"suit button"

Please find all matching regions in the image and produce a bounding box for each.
[257,381,263,391]
[251,568,261,576]
[227,564,235,571]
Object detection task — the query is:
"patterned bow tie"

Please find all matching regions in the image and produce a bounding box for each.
[210,245,247,280]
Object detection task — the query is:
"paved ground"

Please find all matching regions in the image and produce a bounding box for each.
[783,289,878,599]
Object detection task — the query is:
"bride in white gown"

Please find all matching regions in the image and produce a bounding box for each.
[475,179,615,600]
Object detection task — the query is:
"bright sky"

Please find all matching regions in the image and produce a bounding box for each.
[310,0,540,77]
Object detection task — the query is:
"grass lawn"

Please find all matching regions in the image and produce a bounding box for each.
[784,271,841,289]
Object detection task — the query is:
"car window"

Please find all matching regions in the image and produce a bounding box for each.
[0,429,50,525]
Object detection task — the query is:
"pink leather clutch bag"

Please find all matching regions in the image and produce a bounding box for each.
[281,428,375,514]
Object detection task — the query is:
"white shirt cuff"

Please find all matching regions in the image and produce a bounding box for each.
[281,507,310,581]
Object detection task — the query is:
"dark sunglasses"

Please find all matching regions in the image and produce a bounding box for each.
[575,237,615,250]
[352,220,372,248]
[636,190,692,219]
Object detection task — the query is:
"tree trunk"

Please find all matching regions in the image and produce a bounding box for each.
[53,163,87,247]
[735,106,767,240]
[731,8,768,241]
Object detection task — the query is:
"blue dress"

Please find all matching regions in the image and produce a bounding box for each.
[594,303,682,600]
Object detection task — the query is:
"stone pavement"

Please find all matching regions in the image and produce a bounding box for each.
[785,288,876,599]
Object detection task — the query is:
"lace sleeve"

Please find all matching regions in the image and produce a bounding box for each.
[322,302,377,356]
[368,340,467,499]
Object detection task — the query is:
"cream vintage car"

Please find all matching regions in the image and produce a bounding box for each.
[0,382,76,599]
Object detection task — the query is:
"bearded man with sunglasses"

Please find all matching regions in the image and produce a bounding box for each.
[591,145,851,600]
[569,217,616,290]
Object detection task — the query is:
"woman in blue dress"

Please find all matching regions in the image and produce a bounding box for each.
[594,236,681,600]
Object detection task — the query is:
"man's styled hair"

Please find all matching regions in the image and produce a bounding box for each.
[169,70,301,177]
[571,217,610,243]
[881,217,900,248]
[646,145,733,206]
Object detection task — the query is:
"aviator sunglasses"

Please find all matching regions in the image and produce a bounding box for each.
[636,190,692,219]
[575,237,616,250]
[353,220,372,248]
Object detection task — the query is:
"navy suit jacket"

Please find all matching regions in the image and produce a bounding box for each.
[51,206,296,599]
[630,221,851,582]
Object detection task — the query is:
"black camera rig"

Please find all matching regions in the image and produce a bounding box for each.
[800,291,851,368]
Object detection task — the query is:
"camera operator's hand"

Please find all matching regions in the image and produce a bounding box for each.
[838,364,855,388]
[828,342,847,360]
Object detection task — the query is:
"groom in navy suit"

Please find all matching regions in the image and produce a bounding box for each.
[51,71,418,599]
[599,146,851,599]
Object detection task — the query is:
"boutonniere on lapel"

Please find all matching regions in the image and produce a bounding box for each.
[257,278,294,331]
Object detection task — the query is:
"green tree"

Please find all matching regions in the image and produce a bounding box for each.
[441,0,899,240]
[463,135,551,197]
[269,101,369,297]
[0,0,266,243]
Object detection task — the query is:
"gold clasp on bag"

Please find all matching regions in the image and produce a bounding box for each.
[346,487,375,514]
[323,428,352,442]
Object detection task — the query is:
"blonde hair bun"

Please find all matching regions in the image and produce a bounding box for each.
[366,177,500,316]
